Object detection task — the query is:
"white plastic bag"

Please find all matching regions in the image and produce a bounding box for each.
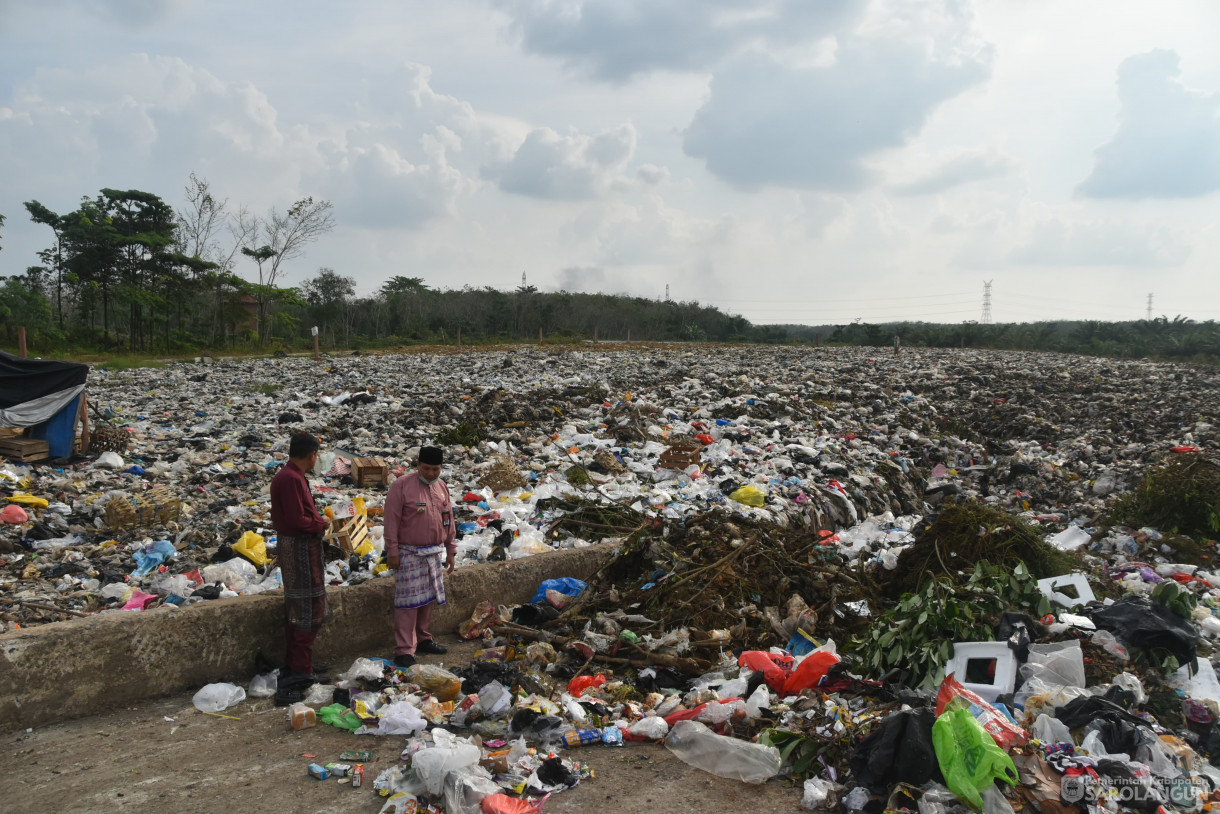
[192,682,246,712]
[341,657,387,683]
[628,716,670,740]
[410,742,482,796]
[1019,640,1085,688]
[248,670,278,698]
[802,777,836,810]
[1029,713,1071,744]
[303,683,334,706]
[378,701,428,735]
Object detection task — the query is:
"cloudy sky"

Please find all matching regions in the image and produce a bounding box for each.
[3,0,1220,326]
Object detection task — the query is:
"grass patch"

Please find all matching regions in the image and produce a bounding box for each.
[247,382,281,395]
[435,421,483,447]
[94,356,168,372]
[1111,453,1220,543]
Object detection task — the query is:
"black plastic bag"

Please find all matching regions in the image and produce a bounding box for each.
[1088,595,1199,667]
[849,707,943,792]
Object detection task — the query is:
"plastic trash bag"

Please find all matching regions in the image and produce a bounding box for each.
[803,776,837,810]
[411,741,482,796]
[378,700,428,735]
[132,539,177,576]
[932,706,1018,810]
[1019,641,1086,688]
[318,702,362,731]
[193,682,246,713]
[783,650,840,696]
[248,670,278,698]
[729,485,766,506]
[92,451,124,469]
[405,664,463,701]
[443,767,501,814]
[1088,595,1199,668]
[628,716,670,740]
[665,719,781,783]
[341,657,389,683]
[1171,657,1220,705]
[1029,713,1072,744]
[530,577,587,604]
[738,650,795,693]
[232,531,267,566]
[304,683,334,706]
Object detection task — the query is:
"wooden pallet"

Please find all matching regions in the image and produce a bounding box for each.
[0,437,50,462]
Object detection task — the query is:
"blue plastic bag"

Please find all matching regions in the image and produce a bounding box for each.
[531,577,587,604]
[132,540,177,576]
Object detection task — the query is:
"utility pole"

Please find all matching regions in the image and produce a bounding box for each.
[981,280,993,325]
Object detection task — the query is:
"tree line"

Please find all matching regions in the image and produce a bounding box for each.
[1,175,1218,362]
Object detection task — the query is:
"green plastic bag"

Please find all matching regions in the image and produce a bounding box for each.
[318,702,362,731]
[932,706,1018,811]
[729,485,766,507]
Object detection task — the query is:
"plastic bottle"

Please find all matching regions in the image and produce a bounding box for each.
[664,719,781,784]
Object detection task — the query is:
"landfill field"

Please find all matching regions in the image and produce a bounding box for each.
[4,344,1220,813]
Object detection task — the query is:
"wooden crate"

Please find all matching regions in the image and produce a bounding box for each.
[659,442,702,470]
[104,485,182,528]
[0,437,50,462]
[352,456,388,487]
[327,514,370,553]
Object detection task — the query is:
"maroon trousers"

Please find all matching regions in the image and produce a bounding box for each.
[285,627,318,675]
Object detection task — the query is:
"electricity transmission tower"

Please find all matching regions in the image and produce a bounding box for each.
[981,280,993,324]
[1146,293,1153,320]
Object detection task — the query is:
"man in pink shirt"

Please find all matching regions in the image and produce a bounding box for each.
[384,446,456,668]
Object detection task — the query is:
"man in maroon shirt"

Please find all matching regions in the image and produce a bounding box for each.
[270,432,329,700]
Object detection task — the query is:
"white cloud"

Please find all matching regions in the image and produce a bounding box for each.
[1009,217,1190,267]
[1077,49,1220,199]
[494,0,861,81]
[683,35,991,191]
[891,148,1016,195]
[491,123,637,200]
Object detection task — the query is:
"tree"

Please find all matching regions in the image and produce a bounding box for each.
[0,212,5,255]
[300,267,355,347]
[99,189,179,351]
[241,197,334,344]
[24,201,70,328]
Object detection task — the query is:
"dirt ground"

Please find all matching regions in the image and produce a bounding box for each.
[1,635,807,813]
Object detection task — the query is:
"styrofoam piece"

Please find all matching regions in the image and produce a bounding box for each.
[945,641,1018,703]
[1037,573,1095,608]
[1048,526,1091,551]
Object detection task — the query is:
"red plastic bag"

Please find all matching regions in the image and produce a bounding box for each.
[738,651,795,693]
[567,674,607,696]
[935,675,1028,751]
[482,793,549,813]
[781,651,840,696]
[662,698,743,728]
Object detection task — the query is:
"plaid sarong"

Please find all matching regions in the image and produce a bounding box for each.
[394,544,447,610]
[279,533,327,631]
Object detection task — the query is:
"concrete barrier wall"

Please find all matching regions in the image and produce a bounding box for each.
[0,542,617,733]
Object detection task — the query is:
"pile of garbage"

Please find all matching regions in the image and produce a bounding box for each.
[5,346,1220,810]
[2,346,1218,628]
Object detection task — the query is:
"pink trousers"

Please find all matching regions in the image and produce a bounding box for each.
[395,602,436,655]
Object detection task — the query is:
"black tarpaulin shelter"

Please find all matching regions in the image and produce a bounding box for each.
[0,350,90,458]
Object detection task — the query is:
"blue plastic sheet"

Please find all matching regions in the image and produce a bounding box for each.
[132,539,176,576]
[531,577,587,604]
